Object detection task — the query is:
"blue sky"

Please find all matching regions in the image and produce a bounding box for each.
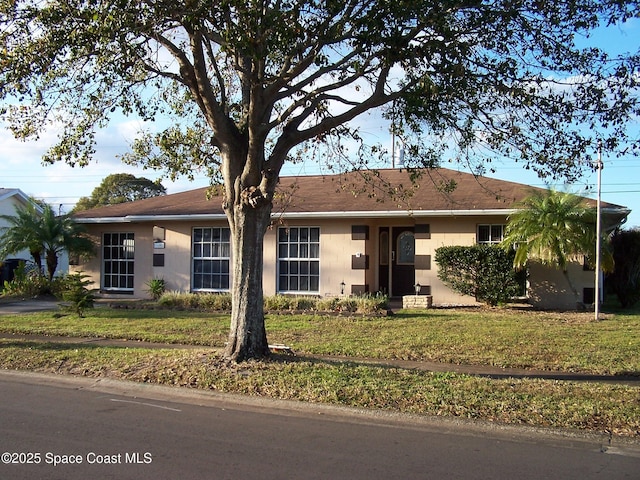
[1,17,638,227]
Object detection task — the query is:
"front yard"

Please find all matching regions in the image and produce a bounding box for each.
[1,304,639,437]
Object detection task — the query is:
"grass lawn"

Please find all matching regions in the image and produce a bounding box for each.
[1,303,639,437]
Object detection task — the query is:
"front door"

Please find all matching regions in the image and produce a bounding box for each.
[391,227,415,297]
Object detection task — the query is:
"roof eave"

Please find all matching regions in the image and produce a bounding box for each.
[74,214,228,223]
[276,209,519,219]
[75,209,518,223]
[74,206,631,224]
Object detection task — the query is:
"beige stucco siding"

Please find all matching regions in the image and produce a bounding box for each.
[73,213,600,309]
[157,222,200,293]
[73,223,154,298]
[265,219,364,297]
[418,216,481,306]
[527,260,595,310]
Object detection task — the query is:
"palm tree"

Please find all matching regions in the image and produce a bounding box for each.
[501,189,612,299]
[0,202,45,273]
[1,203,95,281]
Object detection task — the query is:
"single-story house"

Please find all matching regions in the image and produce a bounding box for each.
[71,168,630,309]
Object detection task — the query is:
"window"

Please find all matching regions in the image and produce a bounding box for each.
[278,227,320,293]
[192,227,231,291]
[103,232,135,292]
[396,231,415,264]
[478,224,505,244]
[379,230,389,266]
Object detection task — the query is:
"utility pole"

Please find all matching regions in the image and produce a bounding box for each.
[594,142,603,321]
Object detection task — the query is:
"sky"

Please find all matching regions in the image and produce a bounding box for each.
[1,17,638,228]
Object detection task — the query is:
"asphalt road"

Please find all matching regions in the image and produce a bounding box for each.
[0,371,638,480]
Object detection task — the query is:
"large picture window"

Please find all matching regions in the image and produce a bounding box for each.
[192,227,231,291]
[278,227,320,293]
[103,232,135,292]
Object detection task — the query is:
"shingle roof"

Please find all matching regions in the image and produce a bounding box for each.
[72,168,627,221]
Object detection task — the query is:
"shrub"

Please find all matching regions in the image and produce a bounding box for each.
[145,277,166,300]
[58,272,96,317]
[264,294,295,311]
[435,244,521,306]
[353,293,389,314]
[1,261,50,298]
[158,292,232,311]
[607,229,640,308]
[157,291,388,314]
[198,293,232,311]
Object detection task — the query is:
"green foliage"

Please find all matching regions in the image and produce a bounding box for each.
[3,0,637,360]
[1,1,637,180]
[157,292,388,314]
[501,189,612,272]
[59,273,96,317]
[607,229,640,308]
[0,202,46,273]
[72,173,167,212]
[158,292,233,311]
[500,189,616,299]
[1,261,50,297]
[145,277,166,301]
[0,203,96,281]
[435,245,521,306]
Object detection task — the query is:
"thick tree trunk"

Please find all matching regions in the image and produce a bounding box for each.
[223,201,272,363]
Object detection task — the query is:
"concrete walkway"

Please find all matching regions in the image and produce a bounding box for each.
[1,333,638,386]
[1,298,638,386]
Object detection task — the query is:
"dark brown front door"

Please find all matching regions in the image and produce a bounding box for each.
[391,227,415,296]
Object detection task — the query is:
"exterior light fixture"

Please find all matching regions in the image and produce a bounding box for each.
[340,281,346,295]
[414,282,421,296]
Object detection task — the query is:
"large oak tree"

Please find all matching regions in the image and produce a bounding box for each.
[1,0,638,361]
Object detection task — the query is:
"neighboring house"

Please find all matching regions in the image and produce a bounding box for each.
[0,188,40,282]
[71,168,630,309]
[0,189,69,281]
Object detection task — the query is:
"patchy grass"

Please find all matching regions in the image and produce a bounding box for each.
[0,340,638,437]
[1,306,639,376]
[265,308,640,376]
[0,308,230,346]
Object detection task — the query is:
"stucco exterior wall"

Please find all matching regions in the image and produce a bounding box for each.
[73,223,155,298]
[421,216,478,306]
[264,218,364,297]
[73,214,600,309]
[154,221,203,292]
[527,260,596,310]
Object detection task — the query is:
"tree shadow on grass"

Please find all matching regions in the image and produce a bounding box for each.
[269,352,640,386]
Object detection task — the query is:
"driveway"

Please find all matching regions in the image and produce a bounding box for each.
[0,298,61,315]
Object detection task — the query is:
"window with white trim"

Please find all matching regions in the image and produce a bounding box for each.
[477,224,505,244]
[192,227,231,291]
[278,227,320,293]
[103,232,135,292]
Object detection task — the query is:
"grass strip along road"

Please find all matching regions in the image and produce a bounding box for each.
[0,304,639,438]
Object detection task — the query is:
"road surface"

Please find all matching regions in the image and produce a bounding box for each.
[0,371,638,479]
